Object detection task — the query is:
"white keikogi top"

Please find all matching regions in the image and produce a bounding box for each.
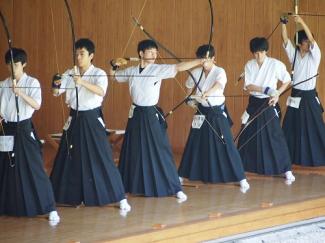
[115,64,177,106]
[0,73,41,122]
[283,41,321,90]
[185,65,227,106]
[58,65,108,110]
[244,57,291,98]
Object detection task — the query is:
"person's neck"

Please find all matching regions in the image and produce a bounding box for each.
[140,61,150,68]
[257,58,265,67]
[79,63,91,75]
[299,49,308,58]
[14,72,24,82]
[204,65,213,76]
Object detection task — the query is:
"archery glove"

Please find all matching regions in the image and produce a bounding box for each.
[280,16,288,24]
[264,86,280,97]
[110,58,128,71]
[185,97,198,109]
[52,73,61,89]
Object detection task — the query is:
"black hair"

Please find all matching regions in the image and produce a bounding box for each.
[294,30,309,45]
[75,38,95,54]
[249,37,269,53]
[195,44,215,58]
[5,48,27,65]
[137,39,158,55]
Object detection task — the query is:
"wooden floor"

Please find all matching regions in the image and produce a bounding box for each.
[1,143,325,243]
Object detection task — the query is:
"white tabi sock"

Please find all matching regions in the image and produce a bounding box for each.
[119,199,131,211]
[285,171,295,181]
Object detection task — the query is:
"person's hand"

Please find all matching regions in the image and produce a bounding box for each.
[73,73,82,85]
[185,98,198,109]
[11,79,20,96]
[110,58,128,70]
[201,92,209,100]
[293,15,303,24]
[72,66,82,85]
[269,95,279,106]
[52,73,61,89]
[280,15,288,24]
[12,85,22,96]
[189,94,206,104]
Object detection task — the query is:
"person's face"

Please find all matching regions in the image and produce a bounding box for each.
[140,48,158,64]
[299,39,311,52]
[75,47,93,68]
[253,50,267,64]
[7,61,25,79]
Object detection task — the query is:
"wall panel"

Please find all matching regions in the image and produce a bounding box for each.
[0,0,324,152]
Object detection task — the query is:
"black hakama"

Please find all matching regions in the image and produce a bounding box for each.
[283,88,325,166]
[50,107,126,206]
[0,119,56,216]
[118,105,182,197]
[178,104,246,183]
[238,96,292,175]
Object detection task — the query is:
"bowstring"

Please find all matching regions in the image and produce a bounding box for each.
[106,0,148,111]
[50,0,70,155]
[121,0,148,57]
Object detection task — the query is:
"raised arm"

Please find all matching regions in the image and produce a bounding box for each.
[281,16,289,45]
[294,15,315,43]
[109,58,129,82]
[175,59,204,72]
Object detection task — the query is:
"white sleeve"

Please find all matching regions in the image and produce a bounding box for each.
[185,70,196,89]
[310,42,321,62]
[0,79,6,96]
[28,78,42,107]
[283,40,296,64]
[115,67,131,83]
[157,64,177,80]
[244,62,253,89]
[216,69,227,89]
[58,69,73,95]
[95,70,108,95]
[277,61,291,83]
